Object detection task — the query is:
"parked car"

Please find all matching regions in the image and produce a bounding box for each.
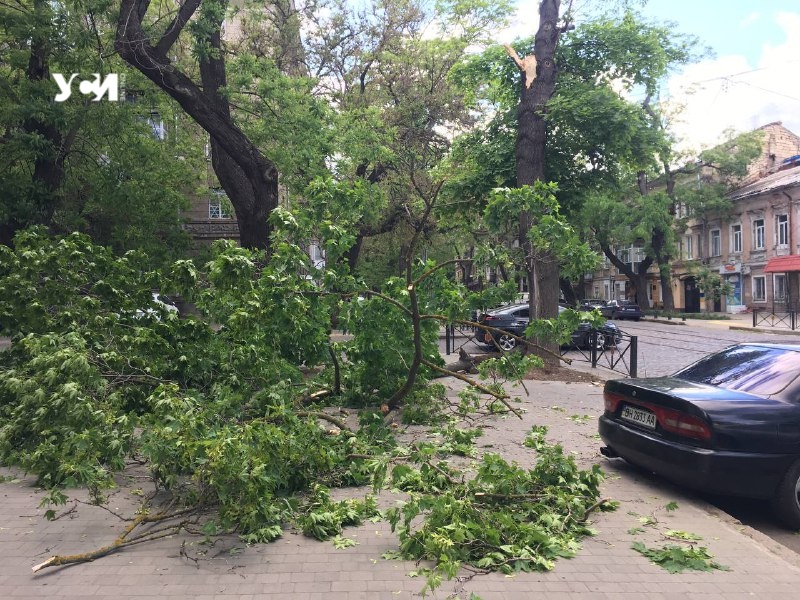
[602,299,642,321]
[477,303,621,352]
[599,343,800,528]
[579,298,608,311]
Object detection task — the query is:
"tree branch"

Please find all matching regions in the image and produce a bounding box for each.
[420,357,523,419]
[154,0,202,58]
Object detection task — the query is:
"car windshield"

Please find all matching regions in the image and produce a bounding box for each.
[675,345,800,396]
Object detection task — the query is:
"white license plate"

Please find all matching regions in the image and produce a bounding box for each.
[620,405,656,429]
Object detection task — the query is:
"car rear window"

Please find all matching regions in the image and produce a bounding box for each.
[675,345,800,396]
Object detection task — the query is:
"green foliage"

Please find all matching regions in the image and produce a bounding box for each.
[690,265,733,310]
[485,185,599,284]
[0,231,369,540]
[523,425,549,451]
[339,274,441,400]
[0,332,131,490]
[295,485,379,541]
[401,384,449,425]
[478,352,544,381]
[386,441,608,593]
[665,529,702,541]
[631,542,729,574]
[0,2,194,258]
[431,423,483,457]
[526,307,605,349]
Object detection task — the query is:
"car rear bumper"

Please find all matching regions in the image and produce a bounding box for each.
[599,415,795,499]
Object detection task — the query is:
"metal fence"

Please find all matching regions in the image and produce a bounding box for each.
[444,325,638,378]
[752,309,797,330]
[560,329,638,378]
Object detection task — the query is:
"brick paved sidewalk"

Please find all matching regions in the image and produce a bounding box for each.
[2,379,800,599]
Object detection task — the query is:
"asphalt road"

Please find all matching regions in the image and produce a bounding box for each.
[445,318,800,556]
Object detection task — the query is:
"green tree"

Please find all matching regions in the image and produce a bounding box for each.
[691,265,733,313]
[0,0,194,258]
[442,9,697,308]
[115,0,285,250]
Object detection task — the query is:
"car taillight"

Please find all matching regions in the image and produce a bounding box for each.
[613,396,712,442]
[482,315,495,321]
[604,390,625,413]
[659,408,711,441]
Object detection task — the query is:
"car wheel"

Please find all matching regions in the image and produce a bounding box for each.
[771,459,800,529]
[602,332,618,348]
[592,332,606,351]
[497,333,517,351]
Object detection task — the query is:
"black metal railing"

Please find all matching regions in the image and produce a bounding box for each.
[752,309,796,330]
[561,329,638,378]
[446,324,638,377]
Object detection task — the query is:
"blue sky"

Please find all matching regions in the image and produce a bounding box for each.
[640,0,788,64]
[502,1,800,154]
[636,0,800,152]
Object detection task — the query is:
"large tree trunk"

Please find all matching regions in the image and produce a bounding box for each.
[1,0,69,246]
[602,244,652,309]
[115,0,279,251]
[513,0,562,367]
[652,230,674,311]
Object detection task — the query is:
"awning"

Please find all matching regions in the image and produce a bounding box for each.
[764,255,800,273]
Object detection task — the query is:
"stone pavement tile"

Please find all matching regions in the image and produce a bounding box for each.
[5,380,800,599]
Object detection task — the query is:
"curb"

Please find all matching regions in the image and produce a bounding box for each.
[730,325,800,336]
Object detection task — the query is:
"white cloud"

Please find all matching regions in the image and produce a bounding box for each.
[495,6,539,44]
[740,11,761,28]
[664,11,800,155]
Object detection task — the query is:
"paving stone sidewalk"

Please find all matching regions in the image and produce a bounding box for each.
[2,378,800,599]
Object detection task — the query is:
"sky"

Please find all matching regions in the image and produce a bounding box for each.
[500,1,800,155]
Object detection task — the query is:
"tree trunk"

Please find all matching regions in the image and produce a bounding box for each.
[602,244,652,308]
[559,277,579,306]
[1,0,69,246]
[652,230,675,311]
[513,0,562,367]
[115,0,279,251]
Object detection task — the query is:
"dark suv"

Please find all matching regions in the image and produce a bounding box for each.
[477,304,621,352]
[602,299,642,321]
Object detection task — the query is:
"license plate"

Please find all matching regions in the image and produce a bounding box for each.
[621,405,656,429]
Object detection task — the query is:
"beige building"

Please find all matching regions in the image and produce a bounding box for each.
[676,161,800,312]
[584,122,800,313]
[674,123,800,313]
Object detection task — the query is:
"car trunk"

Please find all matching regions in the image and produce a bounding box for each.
[604,377,787,452]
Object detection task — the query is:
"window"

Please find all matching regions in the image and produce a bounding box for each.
[208,189,230,219]
[675,346,800,396]
[616,244,644,271]
[731,224,742,253]
[777,214,789,247]
[710,229,721,257]
[146,112,166,141]
[753,276,766,302]
[754,219,765,250]
[685,235,693,260]
[774,274,787,301]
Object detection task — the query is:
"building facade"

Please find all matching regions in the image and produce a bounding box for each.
[583,122,800,312]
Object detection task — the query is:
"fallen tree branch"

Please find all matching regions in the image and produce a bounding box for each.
[419,314,571,365]
[420,358,523,419]
[32,506,198,573]
[296,410,355,436]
